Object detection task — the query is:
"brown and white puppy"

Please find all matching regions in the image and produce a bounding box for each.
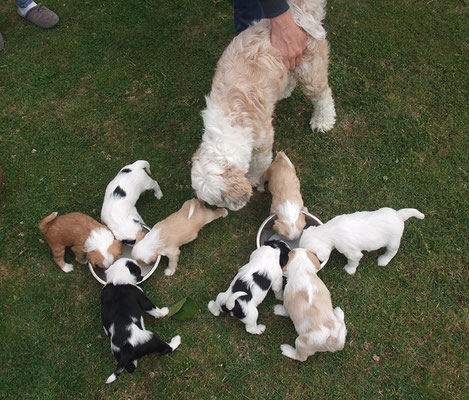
[191,0,335,211]
[131,199,228,276]
[274,248,346,361]
[39,212,122,273]
[259,151,307,240]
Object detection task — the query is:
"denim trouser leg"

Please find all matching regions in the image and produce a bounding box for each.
[17,0,34,8]
[232,0,264,34]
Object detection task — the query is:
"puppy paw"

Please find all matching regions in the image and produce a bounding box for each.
[274,305,289,317]
[310,115,335,133]
[344,265,357,275]
[207,301,220,316]
[280,344,297,360]
[221,209,229,218]
[169,335,181,350]
[154,188,163,199]
[377,256,390,266]
[150,307,169,318]
[164,268,176,276]
[247,324,265,335]
[62,263,74,273]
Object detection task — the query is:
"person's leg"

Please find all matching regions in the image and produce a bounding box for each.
[232,0,263,34]
[17,0,59,29]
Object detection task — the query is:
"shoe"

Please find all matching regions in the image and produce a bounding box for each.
[0,33,4,51]
[19,4,59,29]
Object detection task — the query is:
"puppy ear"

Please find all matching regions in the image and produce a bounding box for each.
[282,249,296,274]
[109,240,123,259]
[305,250,321,271]
[296,213,307,231]
[315,246,331,263]
[87,250,105,269]
[221,167,252,210]
[135,229,146,244]
[273,219,288,238]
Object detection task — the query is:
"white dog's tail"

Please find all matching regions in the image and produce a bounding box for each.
[132,160,151,175]
[396,208,425,221]
[226,291,247,311]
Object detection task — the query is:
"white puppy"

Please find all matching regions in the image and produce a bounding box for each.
[191,0,335,211]
[299,207,425,275]
[207,241,290,335]
[101,160,162,243]
[274,248,346,361]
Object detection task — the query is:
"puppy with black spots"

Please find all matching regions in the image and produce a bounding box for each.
[207,240,290,335]
[101,258,181,384]
[101,160,163,243]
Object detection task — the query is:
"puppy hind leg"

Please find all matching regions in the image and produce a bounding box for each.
[243,307,265,335]
[273,304,289,317]
[71,245,86,264]
[51,246,74,273]
[164,248,180,276]
[377,238,401,266]
[106,345,134,384]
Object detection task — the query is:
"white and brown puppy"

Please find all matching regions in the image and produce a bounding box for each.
[259,151,307,240]
[274,248,346,361]
[208,240,291,335]
[131,199,227,276]
[299,207,425,275]
[101,160,163,244]
[101,258,180,384]
[191,0,335,211]
[38,212,122,273]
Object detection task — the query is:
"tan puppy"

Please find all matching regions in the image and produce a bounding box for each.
[39,212,122,273]
[131,199,228,276]
[259,151,307,240]
[274,248,346,361]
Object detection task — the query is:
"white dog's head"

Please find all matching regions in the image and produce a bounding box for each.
[191,149,252,211]
[299,226,332,262]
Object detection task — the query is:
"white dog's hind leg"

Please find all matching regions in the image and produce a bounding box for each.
[343,251,363,275]
[282,74,297,99]
[243,308,265,335]
[281,339,309,362]
[207,300,221,316]
[377,239,401,266]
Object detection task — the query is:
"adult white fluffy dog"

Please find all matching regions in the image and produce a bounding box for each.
[299,207,425,275]
[191,0,335,211]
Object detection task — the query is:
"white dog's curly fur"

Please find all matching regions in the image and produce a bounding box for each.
[191,0,335,211]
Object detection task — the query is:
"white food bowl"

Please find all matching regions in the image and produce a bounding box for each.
[256,211,328,269]
[88,224,160,285]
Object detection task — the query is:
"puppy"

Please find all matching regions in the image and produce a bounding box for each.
[207,240,291,335]
[191,0,335,211]
[299,207,425,275]
[131,199,227,276]
[259,151,307,240]
[101,258,181,384]
[38,212,122,272]
[101,160,163,243]
[274,248,346,361]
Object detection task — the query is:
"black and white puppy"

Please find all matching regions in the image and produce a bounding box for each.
[207,240,291,335]
[101,258,180,384]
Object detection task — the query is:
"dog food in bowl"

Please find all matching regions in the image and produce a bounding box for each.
[256,211,328,269]
[88,225,160,285]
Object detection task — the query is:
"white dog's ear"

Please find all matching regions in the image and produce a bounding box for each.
[220,167,252,211]
[315,246,331,263]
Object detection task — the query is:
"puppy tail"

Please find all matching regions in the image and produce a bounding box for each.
[38,212,58,234]
[226,291,247,311]
[134,160,151,175]
[396,208,425,221]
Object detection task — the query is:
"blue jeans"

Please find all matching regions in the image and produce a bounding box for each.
[232,0,263,34]
[17,0,33,8]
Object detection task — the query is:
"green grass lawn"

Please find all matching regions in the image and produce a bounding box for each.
[0,0,467,398]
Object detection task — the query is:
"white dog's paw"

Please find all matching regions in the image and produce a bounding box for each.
[281,344,297,359]
[62,263,74,273]
[344,265,357,275]
[221,209,229,218]
[164,268,176,276]
[169,335,181,350]
[151,307,169,318]
[207,301,220,316]
[377,256,391,266]
[274,305,288,317]
[247,324,266,335]
[310,114,336,133]
[154,188,163,199]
